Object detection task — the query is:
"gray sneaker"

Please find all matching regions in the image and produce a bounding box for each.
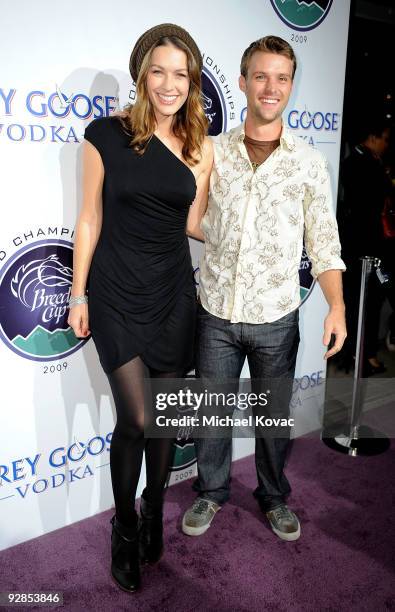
[182,498,221,536]
[266,504,301,541]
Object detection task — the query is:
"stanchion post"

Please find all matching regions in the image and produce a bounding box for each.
[348,257,378,453]
[322,256,390,456]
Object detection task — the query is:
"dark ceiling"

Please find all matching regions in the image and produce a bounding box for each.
[355,0,395,23]
[342,0,394,145]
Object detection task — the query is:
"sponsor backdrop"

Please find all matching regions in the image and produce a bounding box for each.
[0,0,351,550]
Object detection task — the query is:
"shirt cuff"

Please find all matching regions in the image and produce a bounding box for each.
[310,258,347,279]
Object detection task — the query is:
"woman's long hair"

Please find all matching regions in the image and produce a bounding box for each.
[121,36,208,166]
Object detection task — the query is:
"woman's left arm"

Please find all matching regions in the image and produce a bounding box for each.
[186,137,213,242]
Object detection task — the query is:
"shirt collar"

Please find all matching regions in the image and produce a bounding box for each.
[231,121,296,152]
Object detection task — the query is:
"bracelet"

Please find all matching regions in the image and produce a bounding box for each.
[68,295,88,308]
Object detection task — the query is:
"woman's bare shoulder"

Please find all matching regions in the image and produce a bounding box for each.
[202,136,214,167]
[203,135,213,152]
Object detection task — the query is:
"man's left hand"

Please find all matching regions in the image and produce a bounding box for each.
[323,307,347,360]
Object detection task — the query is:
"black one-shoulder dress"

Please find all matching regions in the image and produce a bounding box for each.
[84,116,197,375]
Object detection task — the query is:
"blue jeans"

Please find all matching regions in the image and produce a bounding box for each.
[193,303,300,512]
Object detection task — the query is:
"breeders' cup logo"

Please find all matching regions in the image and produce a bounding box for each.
[168,379,197,476]
[299,244,315,303]
[0,239,88,361]
[169,440,196,472]
[270,0,333,31]
[201,68,227,135]
[201,54,235,135]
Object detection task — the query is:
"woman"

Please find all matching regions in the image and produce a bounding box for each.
[68,23,212,592]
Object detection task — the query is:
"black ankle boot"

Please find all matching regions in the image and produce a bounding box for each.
[139,495,164,564]
[110,515,140,592]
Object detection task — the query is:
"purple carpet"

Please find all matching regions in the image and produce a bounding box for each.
[1,437,394,612]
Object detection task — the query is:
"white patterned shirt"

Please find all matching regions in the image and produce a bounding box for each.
[199,122,345,324]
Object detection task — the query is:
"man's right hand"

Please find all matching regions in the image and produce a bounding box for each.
[67,304,91,338]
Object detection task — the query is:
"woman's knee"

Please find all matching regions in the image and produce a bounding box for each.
[114,414,145,440]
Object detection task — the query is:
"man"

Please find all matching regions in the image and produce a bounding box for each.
[184,36,347,541]
[339,120,394,374]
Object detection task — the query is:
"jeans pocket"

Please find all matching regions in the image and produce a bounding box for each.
[270,308,299,327]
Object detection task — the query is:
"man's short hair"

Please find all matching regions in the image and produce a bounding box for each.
[240,35,297,79]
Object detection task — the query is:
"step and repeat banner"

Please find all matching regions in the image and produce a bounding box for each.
[0,0,351,550]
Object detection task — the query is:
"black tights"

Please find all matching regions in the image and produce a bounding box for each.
[107,356,181,527]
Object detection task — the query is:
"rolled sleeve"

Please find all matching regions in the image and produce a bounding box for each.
[303,153,346,279]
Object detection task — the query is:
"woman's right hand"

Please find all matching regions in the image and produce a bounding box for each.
[68,140,103,340]
[67,304,91,338]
